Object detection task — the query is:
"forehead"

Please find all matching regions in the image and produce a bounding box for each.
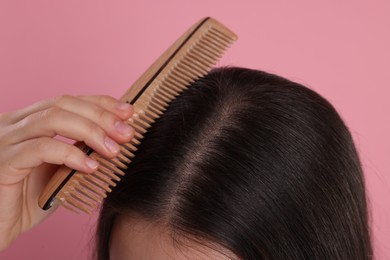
[109,217,236,260]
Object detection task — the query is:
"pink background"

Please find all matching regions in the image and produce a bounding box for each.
[1,0,389,259]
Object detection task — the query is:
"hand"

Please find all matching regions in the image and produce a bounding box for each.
[0,95,134,251]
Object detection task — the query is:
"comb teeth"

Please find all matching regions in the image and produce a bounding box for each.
[40,17,237,214]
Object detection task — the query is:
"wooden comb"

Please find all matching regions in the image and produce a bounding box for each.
[38,17,238,214]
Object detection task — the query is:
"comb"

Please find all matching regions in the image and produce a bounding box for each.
[38,17,237,214]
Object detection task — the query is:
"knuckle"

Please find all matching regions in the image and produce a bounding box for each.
[99,95,114,102]
[62,144,76,162]
[86,120,99,135]
[33,138,49,153]
[53,95,72,106]
[40,107,61,121]
[96,108,109,122]
[97,95,116,107]
[91,127,106,145]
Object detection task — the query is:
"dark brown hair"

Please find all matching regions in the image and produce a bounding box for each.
[96,67,372,259]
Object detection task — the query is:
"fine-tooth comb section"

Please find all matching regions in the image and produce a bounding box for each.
[38,17,238,214]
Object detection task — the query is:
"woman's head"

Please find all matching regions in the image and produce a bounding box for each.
[96,67,372,259]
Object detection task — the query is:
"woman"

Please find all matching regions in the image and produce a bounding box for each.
[0,67,372,259]
[97,67,372,259]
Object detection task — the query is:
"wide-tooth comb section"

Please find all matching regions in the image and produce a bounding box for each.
[117,151,132,164]
[84,175,112,192]
[156,87,176,101]
[130,138,141,146]
[122,143,137,153]
[145,104,164,117]
[58,196,90,214]
[75,185,103,203]
[96,158,126,176]
[138,112,155,125]
[97,166,122,181]
[128,120,146,134]
[90,171,116,187]
[77,176,107,198]
[151,96,169,110]
[38,17,237,214]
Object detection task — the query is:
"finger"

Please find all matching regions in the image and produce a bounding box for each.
[46,95,134,142]
[8,137,99,173]
[45,95,134,125]
[18,95,135,143]
[78,95,134,120]
[6,95,133,124]
[7,108,128,158]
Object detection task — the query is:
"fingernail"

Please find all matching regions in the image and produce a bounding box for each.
[85,157,99,169]
[104,136,120,153]
[116,101,132,112]
[115,121,133,136]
